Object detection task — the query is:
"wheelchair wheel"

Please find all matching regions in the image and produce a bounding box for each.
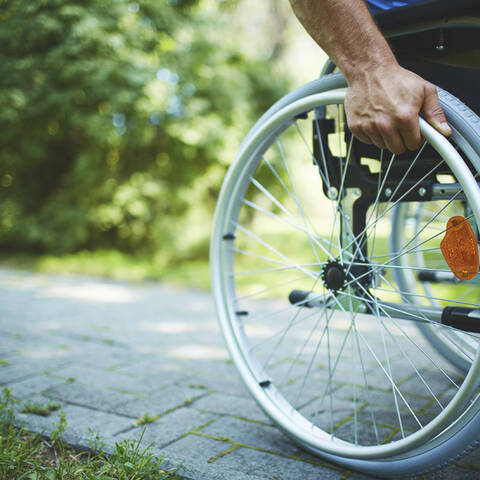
[210,76,480,477]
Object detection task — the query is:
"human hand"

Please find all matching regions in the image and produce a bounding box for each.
[344,65,451,154]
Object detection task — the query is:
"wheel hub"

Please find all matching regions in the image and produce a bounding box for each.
[321,260,346,292]
[322,259,374,293]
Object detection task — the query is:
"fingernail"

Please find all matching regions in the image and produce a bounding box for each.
[433,120,451,135]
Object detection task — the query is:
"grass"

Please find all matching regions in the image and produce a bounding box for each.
[21,400,61,417]
[0,249,211,290]
[134,412,161,426]
[0,388,178,479]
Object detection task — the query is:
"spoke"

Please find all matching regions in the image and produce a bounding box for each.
[262,152,336,258]
[294,121,344,262]
[245,291,327,327]
[373,290,445,412]
[248,307,326,352]
[342,156,446,256]
[336,136,355,265]
[356,327,423,429]
[366,289,449,412]
[312,322,354,425]
[249,177,301,223]
[236,274,318,301]
[327,308,334,435]
[351,262,452,274]
[241,197,336,260]
[372,286,480,309]
[376,142,427,223]
[314,290,380,443]
[433,326,477,363]
[336,285,464,386]
[347,150,396,269]
[351,313,358,445]
[340,210,474,294]
[261,271,324,370]
[234,223,322,279]
[276,135,322,263]
[233,247,319,277]
[392,192,465,264]
[381,211,475,273]
[368,148,385,270]
[280,306,329,390]
[381,318,445,411]
[262,156,299,214]
[454,284,480,304]
[371,275,406,437]
[295,120,330,190]
[291,303,335,409]
[378,272,474,369]
[353,321,381,443]
[372,247,441,259]
[233,263,322,277]
[340,274,426,428]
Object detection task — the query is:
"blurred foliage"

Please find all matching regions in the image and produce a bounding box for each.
[0,0,289,265]
[0,249,211,287]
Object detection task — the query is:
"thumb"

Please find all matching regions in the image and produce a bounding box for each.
[422,84,452,136]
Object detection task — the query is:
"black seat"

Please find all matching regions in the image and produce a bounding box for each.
[374,0,480,32]
[369,0,480,115]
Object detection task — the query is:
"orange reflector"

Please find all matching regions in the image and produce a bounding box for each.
[440,216,479,281]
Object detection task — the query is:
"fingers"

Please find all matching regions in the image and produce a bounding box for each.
[422,83,452,136]
[350,105,445,154]
[345,77,451,155]
[397,109,422,151]
[349,117,408,155]
[349,121,386,149]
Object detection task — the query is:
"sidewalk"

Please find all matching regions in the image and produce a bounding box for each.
[0,268,478,479]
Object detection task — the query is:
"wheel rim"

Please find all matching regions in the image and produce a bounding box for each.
[211,89,480,460]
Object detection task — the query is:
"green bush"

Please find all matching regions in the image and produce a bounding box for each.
[0,0,288,263]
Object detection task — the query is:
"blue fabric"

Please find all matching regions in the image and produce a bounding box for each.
[367,0,426,14]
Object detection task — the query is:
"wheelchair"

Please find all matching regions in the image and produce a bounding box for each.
[210,1,480,476]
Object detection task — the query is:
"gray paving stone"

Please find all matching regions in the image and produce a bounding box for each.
[6,373,69,399]
[159,434,276,480]
[117,408,215,448]
[15,400,65,435]
[2,268,480,479]
[175,359,240,377]
[48,364,159,394]
[421,466,480,480]
[213,444,346,480]
[113,362,194,387]
[177,373,250,398]
[56,343,133,370]
[334,384,432,411]
[193,392,272,424]
[111,385,207,418]
[0,356,69,385]
[333,418,399,446]
[112,356,180,375]
[200,416,306,457]
[44,381,140,411]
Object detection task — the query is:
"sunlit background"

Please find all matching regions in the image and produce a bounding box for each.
[0,0,326,288]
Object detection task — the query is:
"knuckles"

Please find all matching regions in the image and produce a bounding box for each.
[395,108,416,126]
[424,83,437,96]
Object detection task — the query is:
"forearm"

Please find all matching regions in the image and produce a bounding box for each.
[289,0,397,83]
